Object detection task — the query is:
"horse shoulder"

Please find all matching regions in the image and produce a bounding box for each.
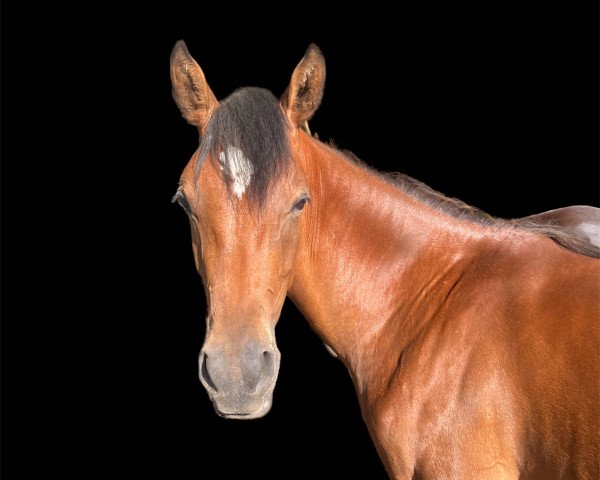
[489,242,599,477]
[370,242,598,478]
[367,292,523,478]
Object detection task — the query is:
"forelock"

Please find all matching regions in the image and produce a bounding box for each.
[195,87,291,204]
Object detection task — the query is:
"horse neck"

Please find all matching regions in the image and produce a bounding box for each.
[287,133,492,395]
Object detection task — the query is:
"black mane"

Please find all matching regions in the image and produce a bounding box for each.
[390,172,599,258]
[195,87,290,203]
[342,151,600,259]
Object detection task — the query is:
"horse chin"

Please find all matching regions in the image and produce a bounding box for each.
[213,393,273,420]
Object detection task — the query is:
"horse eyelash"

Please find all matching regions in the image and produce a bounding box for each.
[292,194,310,213]
[172,191,192,213]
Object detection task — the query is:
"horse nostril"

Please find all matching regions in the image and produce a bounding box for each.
[200,353,219,393]
[251,350,276,394]
[262,350,274,374]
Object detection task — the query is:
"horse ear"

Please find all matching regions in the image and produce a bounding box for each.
[281,44,326,127]
[170,40,218,129]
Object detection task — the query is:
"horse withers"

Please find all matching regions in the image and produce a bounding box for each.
[170,41,599,479]
[520,206,599,252]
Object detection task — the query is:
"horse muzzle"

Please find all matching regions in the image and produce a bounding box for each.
[199,341,281,419]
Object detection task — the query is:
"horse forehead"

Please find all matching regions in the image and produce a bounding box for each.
[218,146,254,199]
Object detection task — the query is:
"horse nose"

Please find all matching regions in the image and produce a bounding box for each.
[199,342,279,397]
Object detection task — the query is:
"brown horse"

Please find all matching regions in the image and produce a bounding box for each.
[170,41,600,479]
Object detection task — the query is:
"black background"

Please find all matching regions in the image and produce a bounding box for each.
[2,3,598,479]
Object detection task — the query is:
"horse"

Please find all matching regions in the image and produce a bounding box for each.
[170,41,600,479]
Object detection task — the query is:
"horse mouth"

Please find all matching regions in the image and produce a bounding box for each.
[213,395,273,420]
[217,412,252,420]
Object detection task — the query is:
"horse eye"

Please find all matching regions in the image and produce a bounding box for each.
[292,195,309,213]
[172,192,192,213]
